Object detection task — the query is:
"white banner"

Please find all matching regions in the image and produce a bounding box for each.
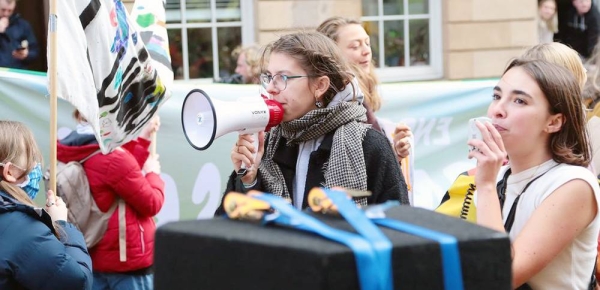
[0,69,493,224]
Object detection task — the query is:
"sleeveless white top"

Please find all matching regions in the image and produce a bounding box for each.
[499,159,600,289]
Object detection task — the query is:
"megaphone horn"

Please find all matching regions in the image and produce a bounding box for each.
[181,89,284,151]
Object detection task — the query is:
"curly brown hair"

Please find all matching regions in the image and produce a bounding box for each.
[261,31,358,106]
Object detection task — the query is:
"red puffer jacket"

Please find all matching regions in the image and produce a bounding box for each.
[57,133,165,273]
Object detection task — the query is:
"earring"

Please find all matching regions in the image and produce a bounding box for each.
[315,100,323,108]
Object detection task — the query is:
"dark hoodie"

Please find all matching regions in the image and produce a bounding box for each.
[0,13,39,69]
[0,191,92,289]
[555,1,600,59]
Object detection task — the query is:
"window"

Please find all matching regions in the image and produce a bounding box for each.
[166,0,254,80]
[361,0,442,82]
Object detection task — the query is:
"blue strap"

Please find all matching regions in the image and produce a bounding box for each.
[365,201,464,290]
[323,189,393,290]
[253,194,381,290]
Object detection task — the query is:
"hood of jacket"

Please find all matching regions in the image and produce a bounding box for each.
[57,131,101,163]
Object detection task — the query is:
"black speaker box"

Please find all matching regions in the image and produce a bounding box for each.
[154,206,511,290]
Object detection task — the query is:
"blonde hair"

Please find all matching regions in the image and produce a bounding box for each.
[582,44,600,118]
[521,42,587,90]
[0,120,41,207]
[232,44,263,84]
[539,0,559,33]
[317,17,382,111]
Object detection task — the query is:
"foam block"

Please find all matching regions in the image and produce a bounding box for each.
[154,206,511,290]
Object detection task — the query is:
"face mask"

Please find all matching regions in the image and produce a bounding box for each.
[17,163,42,200]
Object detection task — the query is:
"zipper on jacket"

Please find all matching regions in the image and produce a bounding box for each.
[139,223,145,254]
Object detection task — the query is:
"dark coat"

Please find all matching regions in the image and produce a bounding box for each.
[555,2,600,59]
[0,191,92,290]
[0,13,39,69]
[215,128,409,215]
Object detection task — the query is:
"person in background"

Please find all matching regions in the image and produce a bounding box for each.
[522,42,587,90]
[214,31,409,215]
[472,59,599,289]
[217,44,262,84]
[538,0,558,43]
[0,120,92,290]
[57,111,165,290]
[555,0,600,60]
[317,17,415,203]
[0,0,38,69]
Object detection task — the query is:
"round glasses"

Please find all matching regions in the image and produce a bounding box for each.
[260,73,312,91]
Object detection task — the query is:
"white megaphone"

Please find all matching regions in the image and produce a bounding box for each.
[181,89,284,150]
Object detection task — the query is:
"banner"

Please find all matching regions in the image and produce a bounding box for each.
[49,0,170,153]
[0,69,493,225]
[131,0,173,89]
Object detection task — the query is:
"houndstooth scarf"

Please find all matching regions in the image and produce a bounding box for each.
[260,86,370,207]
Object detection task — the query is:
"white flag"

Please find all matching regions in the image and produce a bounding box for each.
[49,0,171,153]
[130,0,173,90]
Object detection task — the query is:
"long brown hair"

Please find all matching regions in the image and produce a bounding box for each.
[317,17,382,111]
[504,59,590,166]
[0,120,41,207]
[261,31,357,106]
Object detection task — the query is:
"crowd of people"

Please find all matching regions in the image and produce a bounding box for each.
[4,0,600,288]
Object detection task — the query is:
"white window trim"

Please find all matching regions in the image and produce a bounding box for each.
[241,0,255,46]
[167,0,255,80]
[362,0,442,83]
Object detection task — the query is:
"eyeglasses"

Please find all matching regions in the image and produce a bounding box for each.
[260,73,313,91]
[0,161,30,180]
[0,162,27,171]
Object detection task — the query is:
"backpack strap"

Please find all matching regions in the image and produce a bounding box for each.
[118,199,127,262]
[80,149,102,164]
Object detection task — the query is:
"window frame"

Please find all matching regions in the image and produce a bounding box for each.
[166,0,255,81]
[361,0,443,82]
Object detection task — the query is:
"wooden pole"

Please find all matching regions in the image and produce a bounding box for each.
[150,132,156,157]
[48,0,57,195]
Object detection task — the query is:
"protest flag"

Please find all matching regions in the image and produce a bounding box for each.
[48,0,171,154]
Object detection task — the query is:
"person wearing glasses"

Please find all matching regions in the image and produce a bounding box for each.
[0,120,92,290]
[213,31,408,215]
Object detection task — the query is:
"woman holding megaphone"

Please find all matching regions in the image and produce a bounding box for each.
[214,31,409,215]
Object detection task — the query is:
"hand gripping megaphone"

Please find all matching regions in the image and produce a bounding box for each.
[181,89,284,150]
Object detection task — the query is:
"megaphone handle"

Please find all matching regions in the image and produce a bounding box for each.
[237,133,259,177]
[237,168,248,177]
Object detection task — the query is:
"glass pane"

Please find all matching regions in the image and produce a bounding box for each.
[383,20,405,67]
[217,27,242,80]
[363,21,380,67]
[166,0,182,23]
[217,0,241,22]
[383,0,404,15]
[409,19,429,66]
[167,29,184,80]
[187,0,211,23]
[408,0,428,14]
[361,0,378,16]
[188,28,214,79]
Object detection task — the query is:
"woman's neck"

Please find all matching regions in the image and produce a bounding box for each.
[508,149,553,174]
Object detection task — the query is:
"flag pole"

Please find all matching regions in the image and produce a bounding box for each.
[48,0,58,195]
[150,132,157,157]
